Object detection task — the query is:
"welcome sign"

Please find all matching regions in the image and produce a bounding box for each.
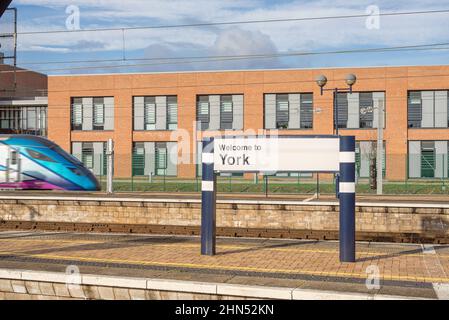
[202,135,357,262]
[213,137,340,172]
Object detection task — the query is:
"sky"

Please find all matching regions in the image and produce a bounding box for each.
[2,0,449,74]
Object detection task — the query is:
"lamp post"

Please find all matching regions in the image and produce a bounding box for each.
[316,74,357,199]
[316,74,357,135]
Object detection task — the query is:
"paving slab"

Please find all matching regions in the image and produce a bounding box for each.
[0,230,447,299]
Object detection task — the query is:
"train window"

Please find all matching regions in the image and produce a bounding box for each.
[26,149,56,162]
[68,167,83,176]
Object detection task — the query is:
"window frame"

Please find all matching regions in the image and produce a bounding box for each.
[144,102,157,130]
[93,103,105,127]
[220,95,233,130]
[166,96,178,130]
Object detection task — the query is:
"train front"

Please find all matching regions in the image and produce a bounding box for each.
[1,135,101,191]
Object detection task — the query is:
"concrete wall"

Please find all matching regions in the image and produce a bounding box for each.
[0,269,391,300]
[1,199,448,240]
[0,269,273,300]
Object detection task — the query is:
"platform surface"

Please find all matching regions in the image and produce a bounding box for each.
[0,230,448,299]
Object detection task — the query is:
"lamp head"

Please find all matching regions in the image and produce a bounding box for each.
[315,74,328,88]
[345,74,357,87]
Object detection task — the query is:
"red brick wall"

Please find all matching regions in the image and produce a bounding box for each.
[0,64,47,98]
[47,66,449,180]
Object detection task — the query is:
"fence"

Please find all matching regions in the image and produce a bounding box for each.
[88,153,449,195]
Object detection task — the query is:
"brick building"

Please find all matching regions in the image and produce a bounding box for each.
[47,65,449,181]
[0,63,48,136]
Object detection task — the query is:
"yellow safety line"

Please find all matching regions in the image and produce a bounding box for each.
[1,238,448,258]
[0,250,448,284]
[0,239,98,245]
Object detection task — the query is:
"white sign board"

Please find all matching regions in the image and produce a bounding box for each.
[213,137,340,172]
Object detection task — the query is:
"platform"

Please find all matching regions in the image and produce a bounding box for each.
[0,230,448,299]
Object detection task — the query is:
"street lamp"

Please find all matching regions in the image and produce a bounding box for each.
[315,73,357,135]
[316,73,357,199]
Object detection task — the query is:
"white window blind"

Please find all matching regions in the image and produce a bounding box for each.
[410,96,421,104]
[221,101,233,113]
[277,100,289,111]
[73,104,82,125]
[167,102,177,124]
[145,103,156,124]
[83,154,93,169]
[199,102,209,115]
[93,104,104,125]
[156,147,167,169]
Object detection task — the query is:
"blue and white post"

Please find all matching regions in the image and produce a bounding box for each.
[201,137,217,256]
[339,135,356,262]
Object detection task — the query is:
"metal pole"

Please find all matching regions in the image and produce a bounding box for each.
[12,8,17,90]
[265,175,268,198]
[334,88,339,136]
[334,88,340,199]
[106,139,114,194]
[376,99,384,195]
[200,137,216,256]
[339,136,356,262]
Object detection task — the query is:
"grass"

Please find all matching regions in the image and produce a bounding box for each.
[98,177,449,195]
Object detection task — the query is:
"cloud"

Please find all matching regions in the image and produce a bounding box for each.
[12,0,449,72]
[139,27,284,72]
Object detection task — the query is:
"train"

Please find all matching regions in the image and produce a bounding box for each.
[0,135,100,191]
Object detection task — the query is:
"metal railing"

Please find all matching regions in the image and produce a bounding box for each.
[86,153,449,195]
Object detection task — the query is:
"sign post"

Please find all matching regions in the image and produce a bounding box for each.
[200,135,356,262]
[339,136,356,262]
[201,137,216,255]
[106,138,114,194]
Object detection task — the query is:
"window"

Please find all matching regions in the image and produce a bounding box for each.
[300,94,313,128]
[264,93,313,129]
[93,97,105,130]
[408,141,449,178]
[167,96,178,130]
[276,94,289,129]
[355,141,385,179]
[336,93,348,128]
[155,143,168,176]
[26,149,55,162]
[72,142,106,175]
[199,102,209,115]
[145,102,156,130]
[359,93,374,128]
[197,97,210,130]
[408,91,449,128]
[421,142,435,178]
[0,106,47,136]
[196,95,243,130]
[82,144,94,170]
[133,96,177,131]
[131,142,177,176]
[71,97,113,131]
[132,142,145,176]
[93,103,104,126]
[220,95,233,130]
[336,92,385,129]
